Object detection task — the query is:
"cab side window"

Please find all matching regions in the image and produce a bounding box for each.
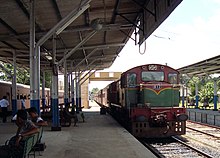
[127,73,136,87]
[168,73,178,84]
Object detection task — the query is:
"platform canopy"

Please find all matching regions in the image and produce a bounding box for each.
[178,55,220,76]
[0,0,182,72]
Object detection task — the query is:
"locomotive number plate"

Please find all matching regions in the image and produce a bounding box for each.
[148,65,157,70]
[153,84,161,90]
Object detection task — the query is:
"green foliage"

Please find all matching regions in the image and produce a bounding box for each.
[40,72,51,88]
[187,76,218,103]
[17,68,30,85]
[0,63,13,81]
[0,62,51,88]
[91,87,99,94]
[199,81,214,102]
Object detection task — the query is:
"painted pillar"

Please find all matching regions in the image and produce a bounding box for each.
[79,74,82,111]
[12,51,17,116]
[213,79,218,111]
[181,85,185,107]
[30,0,40,114]
[51,35,61,131]
[195,82,199,109]
[42,71,46,113]
[71,65,75,112]
[68,74,71,101]
[75,71,79,113]
[186,87,188,107]
[64,54,68,108]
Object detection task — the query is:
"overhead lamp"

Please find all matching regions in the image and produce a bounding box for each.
[45,55,52,60]
[56,3,90,35]
[91,18,103,31]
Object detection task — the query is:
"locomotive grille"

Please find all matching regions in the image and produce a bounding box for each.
[175,121,185,133]
[132,121,186,138]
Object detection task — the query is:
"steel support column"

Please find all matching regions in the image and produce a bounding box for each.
[71,62,75,112]
[42,71,46,113]
[51,35,61,131]
[64,53,69,108]
[195,82,199,109]
[30,0,40,114]
[75,71,79,113]
[181,85,185,107]
[78,73,82,111]
[12,50,17,116]
[213,79,218,111]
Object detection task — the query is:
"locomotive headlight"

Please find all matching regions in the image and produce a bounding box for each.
[139,84,143,91]
[176,113,188,121]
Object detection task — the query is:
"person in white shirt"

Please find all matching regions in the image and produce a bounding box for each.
[28,107,48,127]
[0,96,9,123]
[21,96,26,110]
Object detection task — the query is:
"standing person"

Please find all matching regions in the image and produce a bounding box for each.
[0,96,9,123]
[21,96,26,110]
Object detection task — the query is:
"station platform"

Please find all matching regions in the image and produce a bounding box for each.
[0,101,156,158]
[187,108,220,126]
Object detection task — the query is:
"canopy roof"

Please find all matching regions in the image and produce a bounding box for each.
[0,0,182,73]
[178,55,220,76]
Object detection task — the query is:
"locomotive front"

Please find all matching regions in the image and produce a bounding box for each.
[122,64,188,138]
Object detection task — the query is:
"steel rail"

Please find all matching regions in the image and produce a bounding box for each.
[172,136,214,158]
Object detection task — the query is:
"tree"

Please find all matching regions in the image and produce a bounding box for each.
[89,88,99,100]
[187,76,219,103]
[0,62,51,87]
[199,81,214,103]
[91,88,99,94]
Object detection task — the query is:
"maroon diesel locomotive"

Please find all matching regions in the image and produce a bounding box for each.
[95,64,188,138]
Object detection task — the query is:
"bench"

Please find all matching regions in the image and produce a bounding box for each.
[22,134,38,158]
[20,126,44,158]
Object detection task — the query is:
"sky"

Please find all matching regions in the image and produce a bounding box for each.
[89,0,220,90]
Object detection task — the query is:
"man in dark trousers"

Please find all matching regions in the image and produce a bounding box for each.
[0,96,9,123]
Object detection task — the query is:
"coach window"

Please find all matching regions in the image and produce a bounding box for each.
[127,73,136,87]
[168,73,178,84]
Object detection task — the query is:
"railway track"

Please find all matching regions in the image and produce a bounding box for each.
[141,137,214,158]
[186,121,220,147]
[187,121,220,138]
[180,121,220,157]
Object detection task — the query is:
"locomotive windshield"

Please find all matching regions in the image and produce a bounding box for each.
[141,71,164,81]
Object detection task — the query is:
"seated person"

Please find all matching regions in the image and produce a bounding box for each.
[28,107,48,127]
[0,109,39,158]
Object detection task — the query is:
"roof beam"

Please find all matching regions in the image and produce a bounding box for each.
[0,18,29,48]
[55,43,125,53]
[15,0,42,30]
[0,41,17,50]
[50,0,67,49]
[111,0,121,23]
[36,0,91,47]
[58,30,97,65]
[51,0,62,20]
[79,31,88,65]
[0,24,133,40]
